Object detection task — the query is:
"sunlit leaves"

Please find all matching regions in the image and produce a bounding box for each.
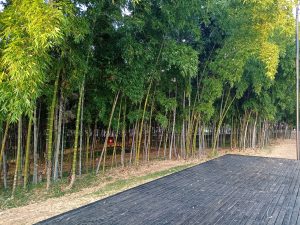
[210,0,294,81]
[0,0,67,121]
[259,42,280,79]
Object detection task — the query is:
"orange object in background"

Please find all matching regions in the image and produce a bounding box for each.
[108,137,114,146]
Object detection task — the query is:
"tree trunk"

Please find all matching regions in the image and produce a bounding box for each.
[230,118,234,150]
[136,82,152,165]
[112,100,122,169]
[192,117,199,157]
[53,92,63,181]
[212,92,236,155]
[146,124,151,162]
[157,128,164,158]
[68,81,84,189]
[121,100,127,168]
[182,91,186,159]
[212,123,221,155]
[198,121,202,158]
[60,117,65,179]
[169,108,176,160]
[164,125,169,160]
[23,117,32,189]
[53,103,58,176]
[146,101,154,162]
[96,91,119,174]
[252,113,258,149]
[143,123,147,162]
[85,127,90,174]
[91,120,97,171]
[12,118,22,197]
[79,88,84,176]
[243,112,251,150]
[3,151,7,189]
[0,122,9,172]
[33,108,38,184]
[130,122,138,165]
[46,75,59,190]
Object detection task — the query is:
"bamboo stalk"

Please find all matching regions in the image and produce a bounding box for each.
[23,117,32,189]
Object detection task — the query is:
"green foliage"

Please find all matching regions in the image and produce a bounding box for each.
[209,0,294,81]
[155,113,168,129]
[0,0,297,194]
[0,0,67,121]
[157,92,177,112]
[162,41,198,77]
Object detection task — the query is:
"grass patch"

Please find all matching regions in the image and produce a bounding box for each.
[0,162,196,211]
[93,164,194,197]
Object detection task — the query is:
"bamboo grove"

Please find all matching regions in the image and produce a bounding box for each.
[0,0,297,195]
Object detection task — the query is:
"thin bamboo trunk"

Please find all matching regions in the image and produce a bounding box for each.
[121,100,127,168]
[230,117,234,150]
[19,120,23,184]
[33,108,38,184]
[174,133,177,159]
[182,91,186,159]
[91,120,97,171]
[20,121,23,175]
[212,93,236,155]
[68,81,84,189]
[188,89,191,153]
[147,122,151,162]
[60,117,65,178]
[201,124,205,151]
[0,122,9,171]
[286,125,289,139]
[3,151,7,189]
[79,89,84,176]
[136,82,152,165]
[46,75,59,190]
[23,118,32,189]
[112,100,122,169]
[169,108,176,160]
[198,121,202,158]
[143,123,147,162]
[223,127,226,148]
[146,101,154,162]
[164,125,169,160]
[157,128,164,158]
[192,117,200,157]
[96,91,120,174]
[252,113,258,149]
[243,112,251,150]
[130,122,138,165]
[12,118,22,197]
[85,128,90,173]
[53,92,63,181]
[53,103,58,175]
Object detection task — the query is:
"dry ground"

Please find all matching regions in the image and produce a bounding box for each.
[227,138,297,160]
[0,139,297,225]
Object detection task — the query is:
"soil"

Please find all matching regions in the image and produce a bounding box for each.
[0,139,297,225]
[226,138,297,160]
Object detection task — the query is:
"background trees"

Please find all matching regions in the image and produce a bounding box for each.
[0,0,297,194]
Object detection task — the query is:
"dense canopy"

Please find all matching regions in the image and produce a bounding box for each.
[0,0,297,195]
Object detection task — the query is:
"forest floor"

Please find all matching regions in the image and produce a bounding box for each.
[0,138,296,225]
